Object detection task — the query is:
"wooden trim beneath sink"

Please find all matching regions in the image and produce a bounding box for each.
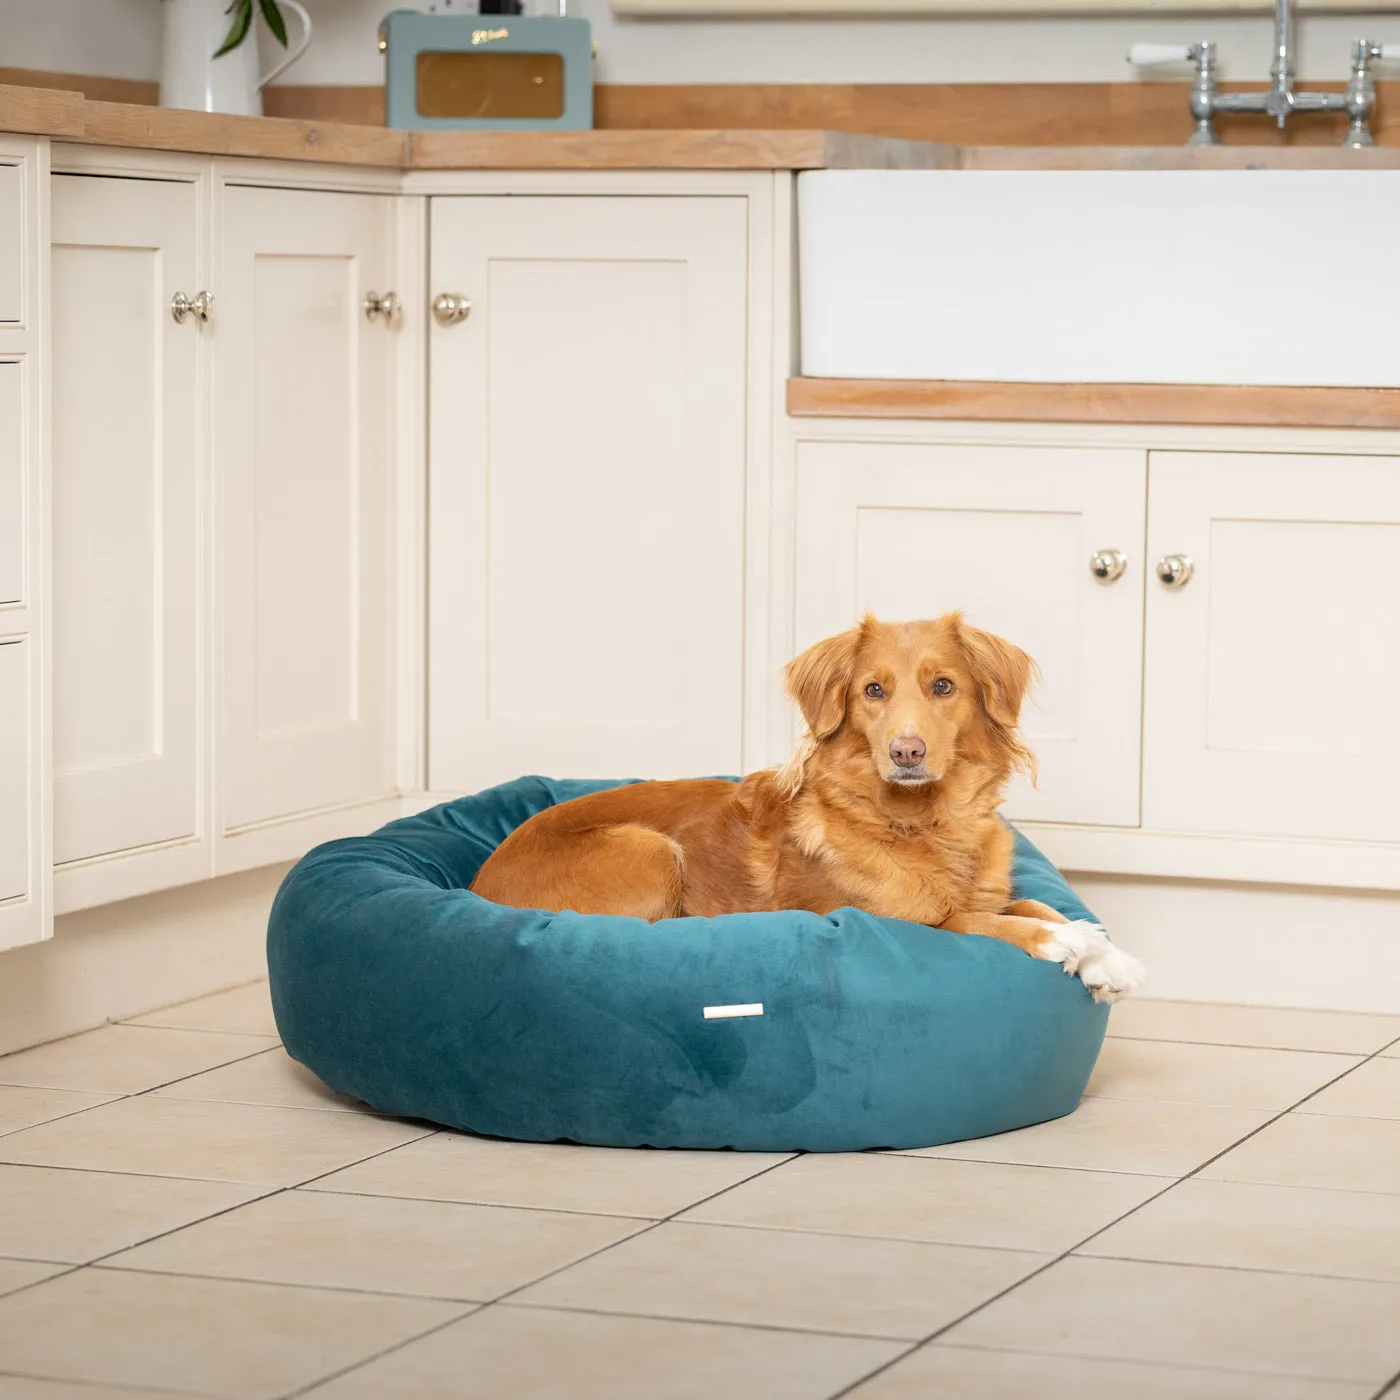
[787,379,1400,429]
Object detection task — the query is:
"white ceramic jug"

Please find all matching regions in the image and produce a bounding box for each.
[160,0,313,116]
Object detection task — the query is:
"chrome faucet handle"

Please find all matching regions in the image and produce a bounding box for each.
[1342,38,1399,148]
[1128,40,1221,147]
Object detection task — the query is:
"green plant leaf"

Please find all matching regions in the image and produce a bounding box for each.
[213,0,254,57]
[258,0,289,48]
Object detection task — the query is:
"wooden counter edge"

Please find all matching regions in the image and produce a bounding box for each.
[408,127,955,170]
[786,379,1400,430]
[0,87,950,171]
[73,97,409,167]
[0,83,86,138]
[0,84,409,166]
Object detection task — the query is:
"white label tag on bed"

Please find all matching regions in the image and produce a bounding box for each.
[703,1003,764,1020]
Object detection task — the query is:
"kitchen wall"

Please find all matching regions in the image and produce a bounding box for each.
[4,0,1400,86]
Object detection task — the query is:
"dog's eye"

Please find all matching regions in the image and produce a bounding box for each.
[932,677,956,697]
[864,682,884,700]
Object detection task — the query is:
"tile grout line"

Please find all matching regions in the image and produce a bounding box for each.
[1043,1249,1400,1288]
[1373,1364,1400,1399]
[824,1030,1400,1400]
[1081,1088,1367,1110]
[1106,1032,1400,1057]
[0,1024,281,1086]
[0,1002,277,1064]
[76,1126,452,1274]
[80,1184,291,1271]
[131,1042,286,1097]
[0,1095,125,1144]
[118,977,274,1026]
[0,1068,436,1162]
[0,1126,465,1386]
[280,1306,482,1400]
[871,1148,1175,1179]
[0,1039,285,1140]
[83,1259,914,1346]
[119,1023,278,1038]
[649,1216,1079,1256]
[488,1296,910,1343]
[90,1258,496,1307]
[930,1339,1367,1388]
[0,1363,213,1398]
[276,1151,806,1400]
[0,1261,87,1307]
[0,1122,447,1312]
[299,1183,662,1220]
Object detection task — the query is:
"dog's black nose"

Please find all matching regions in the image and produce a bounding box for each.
[889,736,927,768]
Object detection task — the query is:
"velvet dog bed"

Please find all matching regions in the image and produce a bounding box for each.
[267,776,1109,1152]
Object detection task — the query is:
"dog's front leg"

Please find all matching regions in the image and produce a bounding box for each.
[1005,898,1067,924]
[939,909,1144,1004]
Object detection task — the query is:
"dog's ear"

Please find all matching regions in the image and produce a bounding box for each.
[956,620,1035,729]
[785,626,862,740]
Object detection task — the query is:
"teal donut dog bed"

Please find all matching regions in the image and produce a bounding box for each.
[267,777,1109,1152]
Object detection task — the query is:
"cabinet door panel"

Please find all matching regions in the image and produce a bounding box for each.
[428,196,747,791]
[0,360,21,605]
[221,186,395,830]
[0,161,21,323]
[0,637,29,906]
[50,175,200,862]
[1144,451,1400,842]
[794,439,1146,826]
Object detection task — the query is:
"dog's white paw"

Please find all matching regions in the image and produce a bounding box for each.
[1036,919,1107,976]
[1076,940,1147,1004]
[1036,920,1146,1002]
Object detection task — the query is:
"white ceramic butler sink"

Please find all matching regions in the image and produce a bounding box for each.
[798,169,1400,387]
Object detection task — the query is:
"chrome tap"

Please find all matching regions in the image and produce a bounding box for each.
[1129,0,1399,148]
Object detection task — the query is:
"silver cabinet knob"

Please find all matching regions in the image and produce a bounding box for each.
[1089,549,1128,583]
[171,290,213,325]
[364,290,402,326]
[431,292,471,327]
[1156,554,1195,588]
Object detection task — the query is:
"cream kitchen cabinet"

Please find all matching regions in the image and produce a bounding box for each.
[784,419,1400,888]
[426,194,749,792]
[791,437,1147,827]
[0,639,34,911]
[41,154,404,909]
[0,134,48,951]
[0,357,23,609]
[218,183,398,833]
[50,172,203,874]
[1143,450,1400,845]
[0,157,23,325]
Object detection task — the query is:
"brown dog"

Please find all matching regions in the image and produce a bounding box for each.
[471,613,1143,1001]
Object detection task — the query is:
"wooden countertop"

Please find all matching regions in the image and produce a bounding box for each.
[407,127,948,170]
[788,379,1400,430]
[0,83,948,170]
[9,82,1400,172]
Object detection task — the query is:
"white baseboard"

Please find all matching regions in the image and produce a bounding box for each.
[1071,871,1400,1016]
[0,863,287,1056]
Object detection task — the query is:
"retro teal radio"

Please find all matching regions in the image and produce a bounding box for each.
[380,10,593,131]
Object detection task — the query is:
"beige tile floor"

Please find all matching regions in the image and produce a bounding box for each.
[0,984,1397,1400]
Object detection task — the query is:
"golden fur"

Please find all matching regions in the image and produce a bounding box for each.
[471,612,1080,961]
